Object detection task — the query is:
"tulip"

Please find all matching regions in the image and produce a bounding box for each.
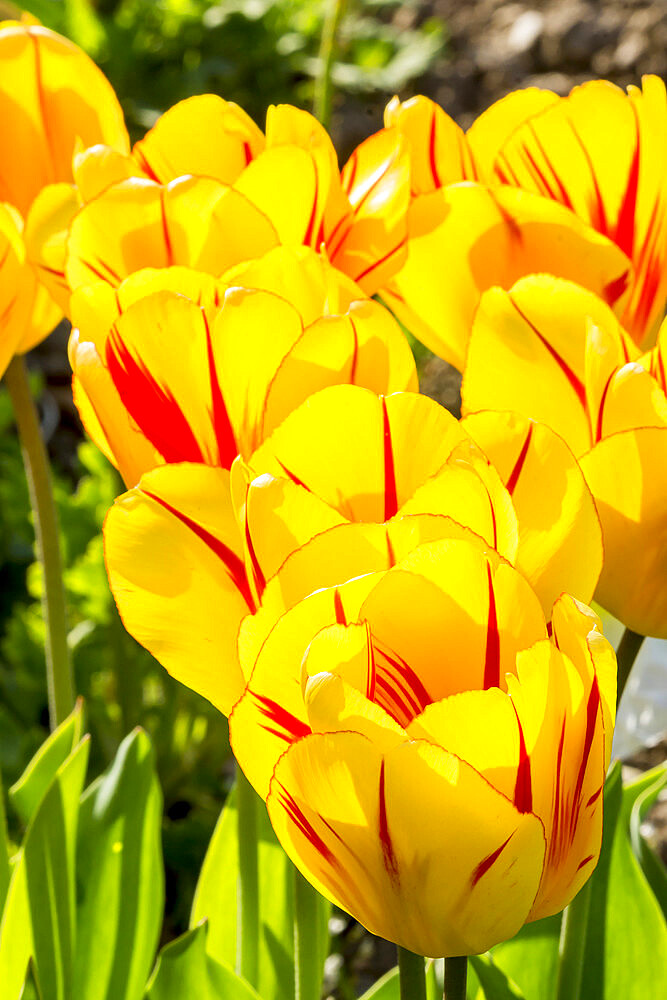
[0,16,128,368]
[27,99,410,312]
[228,535,615,957]
[463,274,667,638]
[104,385,602,714]
[379,77,666,368]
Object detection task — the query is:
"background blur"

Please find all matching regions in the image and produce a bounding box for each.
[0,1,665,994]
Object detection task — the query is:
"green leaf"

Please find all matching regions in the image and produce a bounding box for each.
[359,965,399,998]
[74,727,164,1000]
[8,700,84,826]
[191,781,302,1000]
[470,954,526,999]
[0,768,11,914]
[145,922,261,1000]
[0,734,90,1000]
[486,914,561,1000]
[580,761,667,1000]
[626,764,667,917]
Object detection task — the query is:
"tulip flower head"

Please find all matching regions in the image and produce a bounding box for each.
[379,76,666,368]
[463,274,667,638]
[0,16,128,371]
[229,538,616,957]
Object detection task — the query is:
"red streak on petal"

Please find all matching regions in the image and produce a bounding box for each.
[348,316,360,384]
[471,832,514,888]
[586,785,603,808]
[350,236,407,288]
[595,370,616,444]
[253,692,310,741]
[382,396,398,521]
[613,114,641,258]
[333,588,346,626]
[243,142,253,167]
[159,188,173,266]
[143,489,255,610]
[385,529,396,568]
[506,424,533,495]
[569,676,601,839]
[303,169,320,248]
[577,853,595,873]
[428,109,441,189]
[244,517,266,602]
[550,717,567,867]
[378,759,400,884]
[568,120,608,234]
[512,704,533,814]
[278,788,339,868]
[275,458,308,489]
[483,562,501,690]
[603,271,630,309]
[106,332,206,464]
[510,297,587,409]
[373,641,431,726]
[204,313,237,467]
[366,626,377,702]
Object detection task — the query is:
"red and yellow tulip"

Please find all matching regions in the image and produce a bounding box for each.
[0,16,128,373]
[228,535,615,956]
[463,274,667,638]
[103,384,603,713]
[380,77,666,368]
[27,97,410,312]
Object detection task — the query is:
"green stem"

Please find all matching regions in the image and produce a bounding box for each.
[294,865,325,1000]
[313,0,347,129]
[444,956,467,1000]
[4,355,73,729]
[615,627,645,708]
[397,946,427,1000]
[555,880,591,1000]
[236,764,259,988]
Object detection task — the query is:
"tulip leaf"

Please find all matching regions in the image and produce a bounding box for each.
[470,954,526,999]
[0,768,11,914]
[191,781,304,1000]
[485,913,561,1000]
[145,922,261,1000]
[0,733,90,1000]
[625,763,667,917]
[8,700,84,826]
[359,966,399,998]
[579,761,667,1000]
[74,727,164,1000]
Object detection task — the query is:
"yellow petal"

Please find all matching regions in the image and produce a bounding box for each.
[359,539,547,706]
[267,732,545,957]
[66,176,279,292]
[462,410,603,609]
[580,427,667,638]
[383,94,474,193]
[0,21,128,214]
[463,275,625,455]
[72,144,143,202]
[234,145,323,247]
[105,463,250,714]
[466,87,559,181]
[23,181,78,313]
[133,94,264,185]
[384,184,631,371]
[0,202,35,375]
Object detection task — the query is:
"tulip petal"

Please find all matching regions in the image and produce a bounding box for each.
[0,203,38,376]
[133,94,264,185]
[384,184,631,370]
[580,427,667,638]
[383,94,475,193]
[267,732,545,957]
[463,275,627,455]
[507,638,607,918]
[462,410,603,609]
[234,145,322,247]
[105,463,250,714]
[66,176,279,292]
[24,181,78,312]
[0,22,128,215]
[466,87,559,181]
[358,539,547,707]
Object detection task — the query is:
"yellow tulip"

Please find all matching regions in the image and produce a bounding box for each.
[27,99,410,311]
[104,385,602,713]
[381,77,666,366]
[228,537,615,956]
[0,17,128,367]
[463,274,667,638]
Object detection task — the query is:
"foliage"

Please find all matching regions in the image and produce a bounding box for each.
[15,0,444,138]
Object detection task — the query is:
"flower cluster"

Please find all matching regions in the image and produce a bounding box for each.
[4,14,665,960]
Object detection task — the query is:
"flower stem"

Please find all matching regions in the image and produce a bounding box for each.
[313,0,347,129]
[4,355,73,729]
[236,764,259,988]
[397,946,427,1000]
[615,626,645,708]
[294,864,326,1000]
[444,956,467,999]
[555,879,591,1000]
